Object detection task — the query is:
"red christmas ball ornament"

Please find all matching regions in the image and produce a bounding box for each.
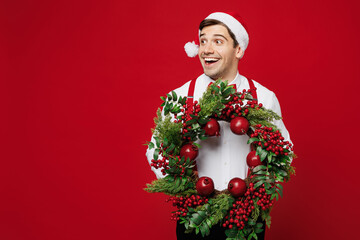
[203,118,220,136]
[196,177,214,196]
[230,117,249,135]
[228,178,247,198]
[246,151,262,167]
[180,143,199,161]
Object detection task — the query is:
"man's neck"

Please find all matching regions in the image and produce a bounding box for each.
[209,71,239,84]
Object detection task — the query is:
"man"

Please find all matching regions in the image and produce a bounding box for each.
[146,12,291,239]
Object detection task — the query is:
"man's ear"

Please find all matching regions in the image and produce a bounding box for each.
[235,46,243,59]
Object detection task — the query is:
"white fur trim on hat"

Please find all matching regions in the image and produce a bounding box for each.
[205,12,249,52]
[184,41,199,57]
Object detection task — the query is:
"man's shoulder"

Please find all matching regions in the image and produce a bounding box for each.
[249,78,276,97]
[171,80,191,96]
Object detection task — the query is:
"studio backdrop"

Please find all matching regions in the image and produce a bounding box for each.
[1,0,360,239]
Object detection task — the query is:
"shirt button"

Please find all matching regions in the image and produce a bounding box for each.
[224,162,227,165]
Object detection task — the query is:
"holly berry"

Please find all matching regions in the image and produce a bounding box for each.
[249,124,294,155]
[246,151,262,167]
[167,195,208,221]
[196,177,214,196]
[230,117,249,135]
[203,118,220,136]
[180,143,199,161]
[228,178,247,198]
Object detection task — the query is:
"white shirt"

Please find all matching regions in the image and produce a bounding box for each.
[146,72,291,190]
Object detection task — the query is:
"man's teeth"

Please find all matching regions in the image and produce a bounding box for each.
[204,58,219,62]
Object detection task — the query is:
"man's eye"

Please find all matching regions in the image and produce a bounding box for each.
[200,40,206,44]
[216,40,222,44]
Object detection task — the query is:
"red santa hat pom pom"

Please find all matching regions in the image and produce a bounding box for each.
[184,41,199,57]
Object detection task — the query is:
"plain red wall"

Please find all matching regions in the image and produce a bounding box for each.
[1,0,360,239]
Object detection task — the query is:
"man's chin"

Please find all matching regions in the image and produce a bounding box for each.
[204,71,221,80]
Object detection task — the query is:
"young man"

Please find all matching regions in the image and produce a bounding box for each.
[146,12,291,239]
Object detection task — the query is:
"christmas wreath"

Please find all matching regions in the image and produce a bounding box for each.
[145,80,295,240]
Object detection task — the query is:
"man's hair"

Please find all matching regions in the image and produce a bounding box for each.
[199,19,239,48]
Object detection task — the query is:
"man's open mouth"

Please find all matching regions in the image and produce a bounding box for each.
[204,57,220,65]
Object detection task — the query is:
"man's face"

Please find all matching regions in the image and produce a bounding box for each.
[198,24,242,81]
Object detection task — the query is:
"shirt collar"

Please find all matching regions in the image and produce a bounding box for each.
[201,72,243,86]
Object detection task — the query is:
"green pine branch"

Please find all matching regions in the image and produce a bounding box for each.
[198,80,231,119]
[144,177,197,196]
[251,200,260,222]
[153,108,183,154]
[247,107,281,129]
[261,210,272,229]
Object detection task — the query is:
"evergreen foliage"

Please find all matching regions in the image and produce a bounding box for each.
[198,80,235,118]
[251,200,260,222]
[153,109,183,154]
[261,211,271,229]
[180,194,234,237]
[247,107,281,129]
[144,177,197,196]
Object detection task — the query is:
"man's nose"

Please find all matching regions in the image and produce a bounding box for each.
[204,42,214,54]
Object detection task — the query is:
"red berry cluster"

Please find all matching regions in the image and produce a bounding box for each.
[216,89,263,121]
[167,195,209,221]
[150,143,170,175]
[150,157,169,176]
[250,124,294,155]
[173,100,202,142]
[151,154,190,176]
[218,91,246,120]
[223,182,274,230]
[255,187,273,211]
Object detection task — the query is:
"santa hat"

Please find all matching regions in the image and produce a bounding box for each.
[184,12,249,58]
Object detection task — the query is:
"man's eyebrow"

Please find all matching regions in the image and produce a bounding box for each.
[199,33,228,41]
[214,34,228,41]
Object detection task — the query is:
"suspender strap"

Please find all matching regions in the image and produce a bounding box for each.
[247,78,258,103]
[186,78,196,110]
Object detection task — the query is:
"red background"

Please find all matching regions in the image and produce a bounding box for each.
[1,0,360,239]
